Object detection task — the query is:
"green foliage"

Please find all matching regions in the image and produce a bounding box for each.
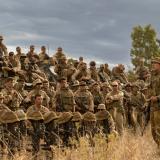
[130,24,160,67]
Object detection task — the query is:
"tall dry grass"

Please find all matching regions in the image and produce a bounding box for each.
[5,126,160,160]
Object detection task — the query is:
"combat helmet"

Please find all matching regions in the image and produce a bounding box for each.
[72,112,82,122]
[96,110,110,121]
[15,110,26,121]
[83,111,96,122]
[27,110,43,121]
[1,111,19,124]
[57,112,73,125]
[44,111,59,124]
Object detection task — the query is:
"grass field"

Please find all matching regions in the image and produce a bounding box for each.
[2,125,159,160]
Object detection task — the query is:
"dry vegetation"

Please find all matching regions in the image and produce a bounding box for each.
[2,125,159,160]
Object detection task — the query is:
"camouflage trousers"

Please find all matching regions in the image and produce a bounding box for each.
[131,108,144,134]
[150,109,160,147]
[109,108,124,135]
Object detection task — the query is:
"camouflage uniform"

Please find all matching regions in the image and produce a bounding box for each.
[98,64,110,82]
[123,83,132,127]
[88,61,100,81]
[42,80,56,110]
[96,104,117,140]
[90,82,105,112]
[71,112,82,148]
[72,63,91,82]
[150,57,160,147]
[53,47,66,64]
[112,64,128,84]
[129,83,146,133]
[57,112,73,148]
[25,79,50,107]
[54,85,75,112]
[74,81,94,113]
[54,56,70,79]
[0,36,8,57]
[1,78,23,111]
[43,111,59,159]
[27,101,49,158]
[105,81,124,135]
[80,111,96,147]
[1,111,20,158]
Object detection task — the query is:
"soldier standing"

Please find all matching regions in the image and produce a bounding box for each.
[96,104,117,141]
[26,94,49,159]
[0,35,8,57]
[74,81,94,113]
[150,57,160,148]
[1,77,23,111]
[90,82,105,113]
[105,81,124,135]
[54,77,75,112]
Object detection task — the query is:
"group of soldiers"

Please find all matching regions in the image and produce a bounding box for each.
[0,35,160,159]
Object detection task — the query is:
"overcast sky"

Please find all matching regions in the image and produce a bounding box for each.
[0,0,160,67]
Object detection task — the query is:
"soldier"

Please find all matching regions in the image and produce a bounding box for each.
[15,110,27,152]
[150,57,160,148]
[95,104,117,141]
[54,56,69,79]
[77,56,84,69]
[112,64,128,84]
[8,51,21,72]
[72,62,91,82]
[18,59,45,83]
[53,47,66,64]
[0,35,8,57]
[15,46,23,60]
[123,83,132,127]
[26,45,39,64]
[74,81,94,113]
[100,82,112,99]
[105,81,124,135]
[98,64,111,83]
[135,57,149,81]
[26,94,49,116]
[81,111,97,147]
[26,94,49,158]
[88,61,99,81]
[43,111,59,148]
[0,93,11,158]
[38,46,50,71]
[43,111,59,159]
[90,82,105,113]
[1,77,23,111]
[1,111,20,159]
[104,63,111,77]
[57,112,73,148]
[71,112,82,148]
[25,79,50,108]
[54,77,75,112]
[42,79,55,110]
[129,83,146,134]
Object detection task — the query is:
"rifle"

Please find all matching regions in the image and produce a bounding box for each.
[141,100,151,136]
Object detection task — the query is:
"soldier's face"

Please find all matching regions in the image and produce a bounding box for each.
[16,47,21,53]
[152,63,160,71]
[30,46,35,52]
[112,85,118,91]
[60,80,68,88]
[43,82,49,88]
[6,80,14,88]
[41,47,46,53]
[35,96,42,105]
